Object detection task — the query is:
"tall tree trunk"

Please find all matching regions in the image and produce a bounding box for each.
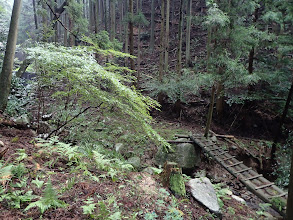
[204,85,216,138]
[158,0,165,81]
[216,82,224,116]
[150,0,155,51]
[104,0,108,31]
[128,0,135,70]
[271,78,293,161]
[124,0,129,66]
[164,0,170,72]
[186,0,192,67]
[110,0,115,41]
[0,0,22,112]
[137,0,142,85]
[176,0,184,75]
[119,0,123,40]
[32,0,38,29]
[206,26,212,73]
[64,13,68,46]
[68,17,75,46]
[286,148,293,220]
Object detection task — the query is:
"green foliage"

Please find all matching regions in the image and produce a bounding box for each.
[273,133,293,187]
[85,31,123,51]
[12,163,28,179]
[81,197,96,215]
[146,71,213,103]
[134,12,150,26]
[213,183,231,209]
[205,3,229,28]
[4,75,32,117]
[25,180,67,214]
[64,0,88,37]
[0,189,37,209]
[31,178,44,189]
[26,43,168,149]
[144,212,158,220]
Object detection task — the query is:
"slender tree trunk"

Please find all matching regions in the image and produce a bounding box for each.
[124,0,129,65]
[207,26,212,73]
[137,0,142,85]
[110,0,115,41]
[204,85,216,138]
[104,0,108,31]
[0,0,22,112]
[119,0,123,40]
[159,0,165,81]
[68,17,75,46]
[271,78,293,161]
[164,0,170,72]
[129,0,135,70]
[176,0,184,75]
[64,13,68,46]
[186,0,192,67]
[286,148,293,220]
[216,82,224,116]
[150,0,155,51]
[32,0,38,29]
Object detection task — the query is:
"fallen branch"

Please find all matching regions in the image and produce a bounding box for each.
[45,103,103,140]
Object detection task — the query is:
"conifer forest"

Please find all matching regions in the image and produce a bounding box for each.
[0,0,293,219]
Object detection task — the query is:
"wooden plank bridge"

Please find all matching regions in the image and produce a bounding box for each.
[175,134,288,217]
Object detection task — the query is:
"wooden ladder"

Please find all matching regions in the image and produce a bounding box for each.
[189,135,287,217]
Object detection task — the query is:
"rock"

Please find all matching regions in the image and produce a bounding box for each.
[155,138,201,169]
[211,136,217,142]
[14,114,30,125]
[188,177,221,215]
[115,143,125,154]
[170,172,186,197]
[0,141,4,148]
[142,167,154,175]
[231,195,246,204]
[127,156,141,169]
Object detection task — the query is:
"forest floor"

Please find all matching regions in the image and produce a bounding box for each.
[0,111,283,220]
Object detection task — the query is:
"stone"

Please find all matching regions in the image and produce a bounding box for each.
[142,167,154,175]
[211,136,217,142]
[14,114,30,125]
[115,143,125,154]
[127,156,141,169]
[0,141,4,148]
[155,138,201,169]
[188,177,221,215]
[170,172,186,197]
[231,195,246,204]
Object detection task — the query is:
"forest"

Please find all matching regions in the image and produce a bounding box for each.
[0,0,292,219]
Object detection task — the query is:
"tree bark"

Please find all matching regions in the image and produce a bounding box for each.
[32,0,38,30]
[204,85,216,138]
[271,78,293,161]
[286,147,293,220]
[176,0,184,75]
[128,0,135,70]
[0,0,22,112]
[186,0,192,67]
[158,0,165,81]
[164,0,170,72]
[110,0,115,41]
[150,0,155,51]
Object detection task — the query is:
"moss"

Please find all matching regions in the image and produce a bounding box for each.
[170,171,186,197]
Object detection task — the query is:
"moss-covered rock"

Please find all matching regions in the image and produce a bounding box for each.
[156,138,201,169]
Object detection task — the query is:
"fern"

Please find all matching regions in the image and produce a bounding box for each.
[25,180,67,214]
